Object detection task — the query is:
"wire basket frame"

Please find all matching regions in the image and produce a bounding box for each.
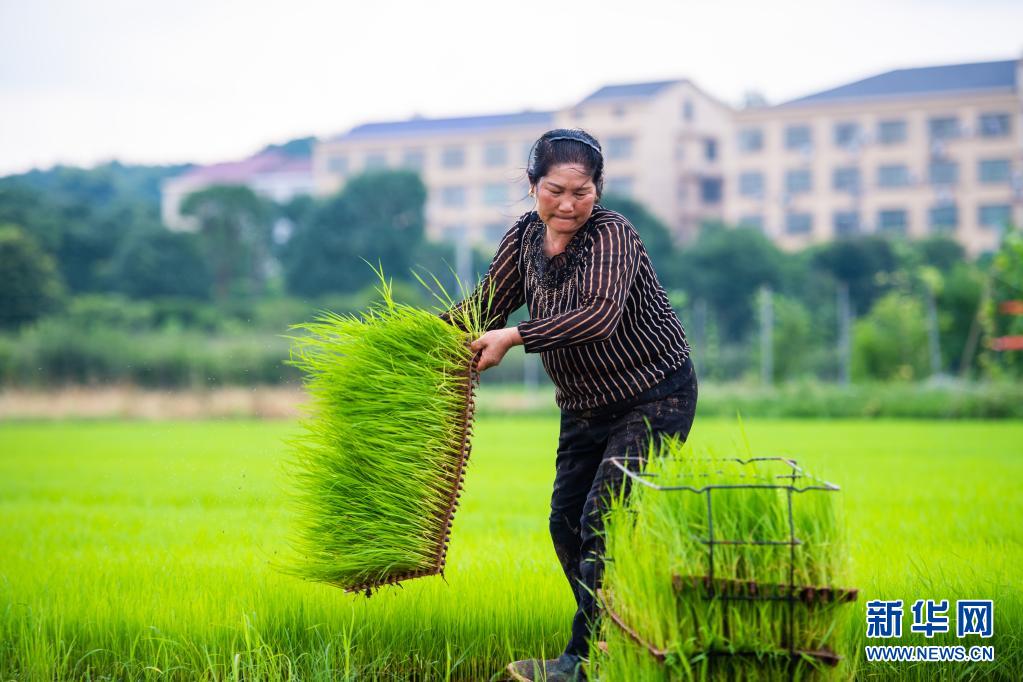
[604,455,856,667]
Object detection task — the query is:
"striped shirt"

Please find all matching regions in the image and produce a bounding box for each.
[448,205,691,411]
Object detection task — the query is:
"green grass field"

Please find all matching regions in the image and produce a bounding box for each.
[1,415,1021,680]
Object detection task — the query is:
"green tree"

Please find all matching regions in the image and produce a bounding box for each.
[283,170,427,296]
[677,223,789,341]
[983,227,1023,377]
[763,293,819,381]
[0,224,64,328]
[108,228,212,300]
[180,185,274,299]
[809,236,903,315]
[851,292,930,381]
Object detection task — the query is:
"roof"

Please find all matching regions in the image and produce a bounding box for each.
[577,79,683,105]
[176,151,312,184]
[333,110,555,141]
[780,59,1018,107]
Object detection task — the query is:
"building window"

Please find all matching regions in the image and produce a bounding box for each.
[683,99,694,121]
[877,164,911,188]
[605,176,634,197]
[364,151,387,170]
[704,138,718,161]
[739,171,764,198]
[441,185,466,207]
[739,215,764,231]
[327,154,348,175]
[483,142,507,167]
[606,136,634,160]
[441,146,465,169]
[401,149,425,170]
[978,159,1011,184]
[834,211,861,236]
[785,212,813,235]
[978,204,1012,229]
[877,119,907,145]
[738,128,763,153]
[979,113,1011,138]
[878,209,908,235]
[929,160,959,186]
[484,222,507,243]
[928,116,961,141]
[929,204,958,233]
[833,166,861,194]
[834,122,861,147]
[785,168,812,194]
[785,125,812,151]
[483,183,508,205]
[700,178,722,204]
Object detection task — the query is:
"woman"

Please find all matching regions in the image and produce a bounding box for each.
[445,128,697,682]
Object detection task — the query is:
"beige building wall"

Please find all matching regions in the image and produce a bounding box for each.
[726,79,1022,255]
[314,119,548,245]
[313,81,734,246]
[555,81,733,242]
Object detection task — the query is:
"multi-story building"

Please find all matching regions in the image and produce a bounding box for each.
[164,56,1022,256]
[314,80,733,244]
[725,58,1023,255]
[313,111,552,245]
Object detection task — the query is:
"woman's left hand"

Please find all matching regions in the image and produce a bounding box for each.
[469,327,523,372]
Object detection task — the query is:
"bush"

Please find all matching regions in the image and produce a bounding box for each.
[852,293,930,381]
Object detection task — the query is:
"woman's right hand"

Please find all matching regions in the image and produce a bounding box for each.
[469,327,524,372]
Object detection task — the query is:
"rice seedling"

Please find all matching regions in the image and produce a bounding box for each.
[282,270,492,593]
[591,437,858,680]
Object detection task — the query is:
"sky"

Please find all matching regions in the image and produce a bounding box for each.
[1,0,1021,176]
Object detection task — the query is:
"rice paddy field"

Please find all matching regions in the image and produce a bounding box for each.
[1,414,1021,681]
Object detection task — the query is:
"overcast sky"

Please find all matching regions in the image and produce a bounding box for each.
[1,0,1021,176]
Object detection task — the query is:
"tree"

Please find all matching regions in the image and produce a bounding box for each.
[107,228,212,300]
[982,227,1023,377]
[180,185,274,299]
[0,224,63,328]
[283,170,427,296]
[809,236,903,315]
[851,292,930,381]
[676,223,789,341]
[912,236,966,272]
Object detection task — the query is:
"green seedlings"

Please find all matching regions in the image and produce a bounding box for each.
[592,437,857,680]
[283,272,490,592]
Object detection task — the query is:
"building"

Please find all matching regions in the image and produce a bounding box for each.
[725,58,1023,255]
[166,55,1022,256]
[313,111,553,244]
[314,80,734,244]
[162,150,314,232]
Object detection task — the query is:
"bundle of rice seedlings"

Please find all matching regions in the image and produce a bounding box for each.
[591,438,857,681]
[282,272,490,593]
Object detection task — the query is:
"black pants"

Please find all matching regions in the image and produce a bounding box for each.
[549,366,698,658]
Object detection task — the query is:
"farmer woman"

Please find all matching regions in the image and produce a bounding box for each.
[444,128,697,682]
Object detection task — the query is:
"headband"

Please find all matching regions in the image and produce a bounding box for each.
[546,135,603,156]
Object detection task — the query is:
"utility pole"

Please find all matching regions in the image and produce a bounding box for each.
[760,286,773,385]
[837,282,852,385]
[924,288,943,377]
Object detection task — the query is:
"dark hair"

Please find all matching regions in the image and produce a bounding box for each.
[526,128,604,198]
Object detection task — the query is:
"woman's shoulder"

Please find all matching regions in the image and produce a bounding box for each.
[588,205,640,239]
